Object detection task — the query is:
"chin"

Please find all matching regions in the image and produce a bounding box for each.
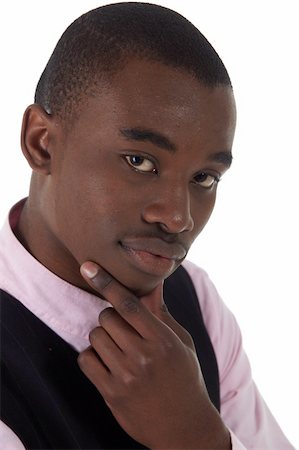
[122,277,161,297]
[121,267,179,298]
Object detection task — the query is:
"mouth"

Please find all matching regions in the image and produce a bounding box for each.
[119,237,187,277]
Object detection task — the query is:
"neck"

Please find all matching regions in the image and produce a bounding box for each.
[14,198,97,295]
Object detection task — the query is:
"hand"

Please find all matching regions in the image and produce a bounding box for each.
[78,261,231,450]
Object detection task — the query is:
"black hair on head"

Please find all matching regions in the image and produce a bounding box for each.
[35,2,232,122]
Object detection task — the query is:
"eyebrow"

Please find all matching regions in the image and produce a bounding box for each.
[208,151,233,168]
[120,127,233,168]
[120,127,176,152]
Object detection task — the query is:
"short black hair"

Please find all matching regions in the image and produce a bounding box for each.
[35,2,232,122]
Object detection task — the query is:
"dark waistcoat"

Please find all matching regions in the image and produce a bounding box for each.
[0,266,220,449]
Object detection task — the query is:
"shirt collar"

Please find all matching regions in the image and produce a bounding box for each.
[0,198,109,352]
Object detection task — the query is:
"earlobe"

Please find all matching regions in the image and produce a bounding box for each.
[21,104,54,175]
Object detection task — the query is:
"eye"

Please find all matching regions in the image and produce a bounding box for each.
[193,172,220,189]
[125,155,157,173]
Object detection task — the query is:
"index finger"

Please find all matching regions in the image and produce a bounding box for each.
[80,261,164,339]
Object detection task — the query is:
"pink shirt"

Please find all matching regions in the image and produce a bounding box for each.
[0,199,294,450]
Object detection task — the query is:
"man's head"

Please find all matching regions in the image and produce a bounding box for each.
[35,2,232,124]
[19,3,236,296]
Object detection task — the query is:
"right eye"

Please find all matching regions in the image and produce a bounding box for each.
[125,155,157,173]
[193,172,220,189]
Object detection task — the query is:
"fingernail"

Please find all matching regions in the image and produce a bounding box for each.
[81,262,99,279]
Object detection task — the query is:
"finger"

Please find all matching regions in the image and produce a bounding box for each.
[77,346,111,394]
[160,311,195,348]
[80,262,164,339]
[89,326,126,373]
[139,283,165,317]
[141,284,194,348]
[99,307,143,352]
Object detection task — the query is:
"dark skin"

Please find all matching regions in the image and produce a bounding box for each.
[16,58,236,449]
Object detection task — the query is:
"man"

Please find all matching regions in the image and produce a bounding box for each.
[0,2,294,449]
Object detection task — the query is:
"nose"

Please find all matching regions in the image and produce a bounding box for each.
[141,184,194,234]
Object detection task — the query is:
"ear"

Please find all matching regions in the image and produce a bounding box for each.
[21,104,56,175]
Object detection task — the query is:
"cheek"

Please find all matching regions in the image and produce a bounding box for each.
[191,191,217,237]
[50,169,131,260]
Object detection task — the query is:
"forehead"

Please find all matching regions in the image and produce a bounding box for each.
[112,59,234,119]
[67,59,236,149]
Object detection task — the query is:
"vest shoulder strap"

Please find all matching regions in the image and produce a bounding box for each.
[164,266,220,411]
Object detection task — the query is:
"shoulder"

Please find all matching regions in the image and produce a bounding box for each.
[182,259,230,324]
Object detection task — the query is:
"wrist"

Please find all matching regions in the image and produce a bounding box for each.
[151,405,231,450]
[196,405,231,450]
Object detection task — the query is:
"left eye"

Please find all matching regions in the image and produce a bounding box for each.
[193,172,220,189]
[125,155,157,173]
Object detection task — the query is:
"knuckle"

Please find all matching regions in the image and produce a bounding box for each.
[160,337,175,353]
[152,336,175,358]
[104,370,138,405]
[119,295,140,314]
[118,355,153,388]
[160,302,169,313]
[89,326,102,345]
[99,306,115,324]
[138,353,154,371]
[100,381,117,403]
[77,348,93,368]
[122,369,138,387]
[176,325,194,347]
[183,330,194,347]
[104,387,126,408]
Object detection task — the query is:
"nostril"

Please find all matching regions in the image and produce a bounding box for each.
[141,189,194,233]
[158,213,194,234]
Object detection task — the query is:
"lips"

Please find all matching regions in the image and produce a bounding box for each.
[120,237,187,261]
[119,237,187,278]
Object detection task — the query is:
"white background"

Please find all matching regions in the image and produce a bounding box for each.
[0,0,298,447]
